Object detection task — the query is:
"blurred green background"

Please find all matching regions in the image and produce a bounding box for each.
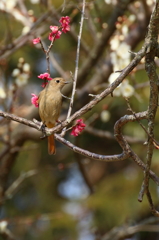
[0,0,159,239]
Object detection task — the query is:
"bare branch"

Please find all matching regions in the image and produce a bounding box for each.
[114,111,159,185]
[61,0,86,136]
[139,0,159,204]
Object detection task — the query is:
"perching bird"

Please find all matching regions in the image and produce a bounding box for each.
[38,77,69,155]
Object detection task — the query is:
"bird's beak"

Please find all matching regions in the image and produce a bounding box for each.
[64,81,71,84]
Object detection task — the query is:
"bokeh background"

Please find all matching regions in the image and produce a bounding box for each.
[0,0,159,239]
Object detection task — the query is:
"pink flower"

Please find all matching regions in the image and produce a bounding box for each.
[38,73,52,80]
[48,30,62,41]
[71,119,86,137]
[62,24,70,33]
[59,16,71,33]
[50,26,59,33]
[59,16,70,26]
[32,37,40,44]
[31,94,39,108]
[38,73,52,87]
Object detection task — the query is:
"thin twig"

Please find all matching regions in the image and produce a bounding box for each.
[45,28,61,74]
[61,93,71,100]
[61,0,86,136]
[61,0,66,12]
[125,98,159,148]
[102,217,159,240]
[146,189,159,217]
[41,40,69,79]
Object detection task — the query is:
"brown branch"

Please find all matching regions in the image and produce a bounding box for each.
[0,111,40,132]
[54,134,159,186]
[146,189,159,217]
[55,134,128,162]
[114,111,159,186]
[139,0,159,204]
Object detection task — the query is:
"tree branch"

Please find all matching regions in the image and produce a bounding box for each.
[138,0,159,207]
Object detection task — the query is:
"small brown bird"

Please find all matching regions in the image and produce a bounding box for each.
[38,77,69,155]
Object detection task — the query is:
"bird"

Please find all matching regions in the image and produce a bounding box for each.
[38,77,69,155]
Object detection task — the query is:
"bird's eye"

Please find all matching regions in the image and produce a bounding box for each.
[56,80,60,83]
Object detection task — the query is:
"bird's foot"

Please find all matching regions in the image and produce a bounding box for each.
[40,122,47,139]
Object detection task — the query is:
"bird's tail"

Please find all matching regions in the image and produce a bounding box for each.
[47,123,56,155]
[48,134,56,155]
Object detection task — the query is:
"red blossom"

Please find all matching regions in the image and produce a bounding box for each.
[38,73,52,87]
[32,37,40,44]
[33,17,71,44]
[48,31,62,41]
[59,16,70,26]
[62,24,70,33]
[49,26,62,41]
[71,119,86,137]
[59,16,71,33]
[31,93,39,108]
[38,73,52,80]
[50,26,59,33]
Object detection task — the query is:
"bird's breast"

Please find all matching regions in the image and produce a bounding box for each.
[38,90,62,125]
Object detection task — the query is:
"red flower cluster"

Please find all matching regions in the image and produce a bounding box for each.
[33,16,70,44]
[71,119,86,136]
[38,72,52,80]
[38,72,52,87]
[49,26,62,41]
[49,16,70,41]
[59,16,71,33]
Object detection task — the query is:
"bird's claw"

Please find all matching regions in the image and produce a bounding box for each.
[40,122,47,139]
